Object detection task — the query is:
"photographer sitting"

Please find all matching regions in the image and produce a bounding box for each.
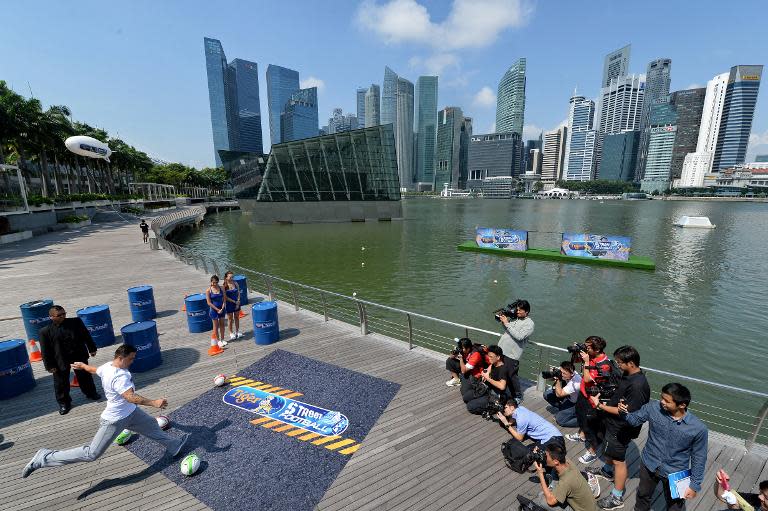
[463,345,514,415]
[543,361,582,428]
[585,345,650,510]
[497,299,535,400]
[531,442,599,511]
[445,337,487,387]
[571,336,611,464]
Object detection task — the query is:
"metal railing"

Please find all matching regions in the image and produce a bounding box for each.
[151,208,768,450]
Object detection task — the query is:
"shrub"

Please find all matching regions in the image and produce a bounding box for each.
[59,214,89,224]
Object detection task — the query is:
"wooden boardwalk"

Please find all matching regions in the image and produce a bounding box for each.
[0,213,766,511]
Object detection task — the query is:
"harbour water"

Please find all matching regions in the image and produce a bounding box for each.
[172,198,768,394]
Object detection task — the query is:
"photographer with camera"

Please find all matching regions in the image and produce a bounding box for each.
[445,337,487,387]
[530,442,600,511]
[543,361,582,428]
[496,299,534,401]
[464,345,515,415]
[584,346,650,510]
[497,398,564,451]
[570,336,612,465]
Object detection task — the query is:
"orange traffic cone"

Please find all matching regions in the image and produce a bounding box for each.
[181,295,188,312]
[28,340,43,362]
[208,338,224,356]
[70,372,80,388]
[239,309,247,318]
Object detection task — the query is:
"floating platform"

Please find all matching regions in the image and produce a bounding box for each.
[457,241,656,270]
[674,216,716,228]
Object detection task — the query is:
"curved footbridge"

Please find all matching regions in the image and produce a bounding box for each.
[0,206,766,511]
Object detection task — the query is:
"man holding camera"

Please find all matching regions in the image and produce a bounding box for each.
[463,345,515,414]
[586,346,650,510]
[496,299,534,401]
[543,361,582,428]
[445,337,486,387]
[572,336,610,464]
[531,442,600,511]
[497,398,565,451]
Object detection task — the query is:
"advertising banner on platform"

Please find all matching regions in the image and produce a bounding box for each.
[561,233,631,261]
[475,228,528,251]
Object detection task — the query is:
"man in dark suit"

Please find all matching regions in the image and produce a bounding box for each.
[39,305,101,414]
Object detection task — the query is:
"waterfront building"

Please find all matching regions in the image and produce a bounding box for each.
[204,38,264,166]
[697,72,730,155]
[541,126,568,186]
[602,45,631,88]
[459,117,472,189]
[595,74,645,175]
[641,97,678,193]
[381,66,398,126]
[713,65,763,170]
[356,87,367,126]
[365,84,381,127]
[679,151,714,188]
[528,149,541,175]
[523,137,542,175]
[496,58,526,136]
[481,176,515,198]
[756,155,768,162]
[635,58,672,180]
[565,95,597,181]
[414,76,438,188]
[466,132,521,189]
[599,131,639,181]
[327,108,358,134]
[280,87,318,142]
[395,76,415,188]
[712,164,768,190]
[266,64,300,146]
[232,124,401,223]
[669,88,706,181]
[435,107,471,190]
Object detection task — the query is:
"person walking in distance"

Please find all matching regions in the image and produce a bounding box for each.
[39,305,101,415]
[139,219,149,243]
[223,271,243,341]
[22,344,189,478]
[205,275,226,355]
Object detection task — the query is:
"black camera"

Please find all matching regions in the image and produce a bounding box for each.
[494,299,521,322]
[450,338,461,357]
[483,391,506,418]
[524,447,547,469]
[541,367,563,380]
[566,343,588,354]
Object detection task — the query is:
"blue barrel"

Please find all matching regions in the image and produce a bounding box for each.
[252,301,279,345]
[185,294,212,333]
[234,275,248,306]
[120,321,162,373]
[0,339,36,400]
[20,299,53,341]
[77,305,116,348]
[127,285,157,322]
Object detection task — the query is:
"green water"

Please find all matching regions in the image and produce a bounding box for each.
[172,198,768,440]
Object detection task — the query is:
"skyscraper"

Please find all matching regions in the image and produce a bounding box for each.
[602,45,631,88]
[204,38,264,165]
[566,95,597,181]
[356,87,367,127]
[381,66,398,126]
[600,131,639,181]
[635,58,672,180]
[280,87,318,143]
[395,76,415,188]
[668,88,706,181]
[541,126,568,184]
[595,74,645,175]
[467,132,522,184]
[435,107,465,189]
[266,65,300,145]
[364,84,380,127]
[641,97,678,193]
[414,76,438,187]
[713,65,763,170]
[496,58,526,136]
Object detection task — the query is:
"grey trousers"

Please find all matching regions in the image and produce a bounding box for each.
[38,407,182,467]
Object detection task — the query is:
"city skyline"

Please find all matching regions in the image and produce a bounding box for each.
[2,1,767,169]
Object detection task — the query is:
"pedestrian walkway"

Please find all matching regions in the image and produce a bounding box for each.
[0,215,765,510]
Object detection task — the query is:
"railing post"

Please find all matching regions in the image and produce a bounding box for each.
[212,260,221,276]
[464,328,469,340]
[536,346,546,392]
[406,313,413,350]
[356,301,368,335]
[264,277,274,301]
[291,284,300,311]
[746,399,768,450]
[202,257,209,274]
[321,293,328,322]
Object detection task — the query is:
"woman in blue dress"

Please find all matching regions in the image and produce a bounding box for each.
[223,271,242,341]
[205,275,226,355]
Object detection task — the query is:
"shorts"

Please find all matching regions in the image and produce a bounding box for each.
[209,307,226,320]
[225,301,240,314]
[602,427,631,462]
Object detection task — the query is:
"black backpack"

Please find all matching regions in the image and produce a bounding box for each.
[517,495,549,511]
[501,438,533,473]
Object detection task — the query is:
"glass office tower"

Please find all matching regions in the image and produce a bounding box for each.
[713,65,763,170]
[414,76,438,187]
[266,65,300,145]
[280,87,319,142]
[496,58,526,136]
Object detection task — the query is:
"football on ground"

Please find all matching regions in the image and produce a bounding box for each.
[213,374,227,387]
[114,429,133,445]
[180,454,201,476]
[156,415,170,430]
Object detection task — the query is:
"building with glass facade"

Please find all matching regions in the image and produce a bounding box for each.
[641,98,678,192]
[496,58,526,136]
[381,67,398,126]
[595,74,645,173]
[599,131,639,181]
[356,87,367,126]
[541,126,567,185]
[669,88,706,180]
[365,84,381,127]
[280,87,318,143]
[414,76,438,187]
[266,65,300,145]
[232,124,401,223]
[204,38,264,166]
[466,132,522,190]
[395,76,415,188]
[602,45,631,88]
[635,58,672,180]
[565,95,597,181]
[713,65,763,170]
[435,107,472,190]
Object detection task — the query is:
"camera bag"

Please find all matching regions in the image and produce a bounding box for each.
[501,438,533,473]
[517,495,549,511]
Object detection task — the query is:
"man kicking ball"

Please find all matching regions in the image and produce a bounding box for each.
[22,343,189,478]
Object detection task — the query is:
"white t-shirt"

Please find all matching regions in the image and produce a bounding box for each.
[562,373,583,403]
[97,362,137,422]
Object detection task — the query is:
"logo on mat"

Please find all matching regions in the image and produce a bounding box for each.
[223,386,349,436]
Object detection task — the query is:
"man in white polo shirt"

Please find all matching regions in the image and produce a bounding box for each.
[22,343,189,478]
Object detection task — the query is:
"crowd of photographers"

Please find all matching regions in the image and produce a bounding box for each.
[444,300,720,511]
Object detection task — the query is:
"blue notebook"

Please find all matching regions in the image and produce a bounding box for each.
[668,469,692,499]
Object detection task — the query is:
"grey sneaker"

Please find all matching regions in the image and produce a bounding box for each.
[586,472,601,498]
[22,448,50,478]
[586,465,615,482]
[598,494,624,510]
[445,377,461,387]
[170,433,189,458]
[578,451,599,464]
[566,433,584,442]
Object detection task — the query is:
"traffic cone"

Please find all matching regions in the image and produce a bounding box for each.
[70,372,80,388]
[208,338,224,356]
[239,309,247,318]
[28,340,43,362]
[181,295,188,312]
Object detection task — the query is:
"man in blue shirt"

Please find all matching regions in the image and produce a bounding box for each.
[618,383,708,511]
[497,399,564,449]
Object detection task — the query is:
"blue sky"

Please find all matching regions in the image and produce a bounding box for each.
[2,0,766,168]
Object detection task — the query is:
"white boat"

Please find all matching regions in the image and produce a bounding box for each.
[674,216,716,228]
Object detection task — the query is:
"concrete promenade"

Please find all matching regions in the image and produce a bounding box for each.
[0,212,766,510]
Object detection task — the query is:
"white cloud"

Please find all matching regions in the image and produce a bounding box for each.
[686,83,704,90]
[473,86,497,107]
[487,122,497,134]
[749,129,768,147]
[409,53,460,76]
[300,76,325,92]
[356,0,533,50]
[522,124,544,141]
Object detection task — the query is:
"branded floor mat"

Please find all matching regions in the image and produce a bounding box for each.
[126,349,401,510]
